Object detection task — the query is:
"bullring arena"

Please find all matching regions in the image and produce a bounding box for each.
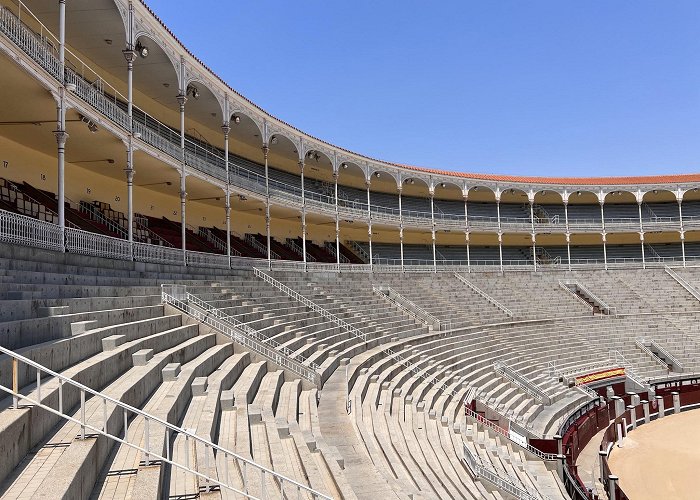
[0,1,699,499]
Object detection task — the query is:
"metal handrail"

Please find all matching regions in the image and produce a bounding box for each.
[462,442,542,499]
[607,350,649,389]
[493,360,552,405]
[372,285,442,330]
[245,234,280,259]
[252,268,470,403]
[635,337,683,371]
[454,273,514,317]
[664,266,700,302]
[559,279,616,315]
[161,287,320,385]
[0,342,331,499]
[286,238,316,262]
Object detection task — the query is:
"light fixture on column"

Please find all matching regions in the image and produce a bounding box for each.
[342,163,348,169]
[79,114,98,133]
[186,85,200,99]
[135,41,149,58]
[375,172,380,178]
[440,182,446,188]
[232,114,240,124]
[270,136,278,145]
[71,158,115,165]
[138,181,173,187]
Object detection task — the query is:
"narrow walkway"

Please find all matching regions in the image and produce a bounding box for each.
[576,426,609,499]
[317,367,402,499]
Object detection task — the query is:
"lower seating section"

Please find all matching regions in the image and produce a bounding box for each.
[1,243,700,499]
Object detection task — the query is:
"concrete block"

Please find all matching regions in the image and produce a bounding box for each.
[317,343,327,352]
[370,375,379,383]
[405,395,413,404]
[71,320,97,335]
[7,291,32,300]
[340,357,350,366]
[393,388,402,396]
[440,416,449,427]
[305,435,317,452]
[428,410,437,420]
[295,331,306,338]
[277,422,290,438]
[132,348,154,366]
[162,363,181,382]
[248,406,262,424]
[38,306,69,317]
[417,401,425,411]
[328,349,338,358]
[221,389,235,410]
[453,423,461,433]
[360,368,369,375]
[102,334,126,351]
[306,337,316,345]
[381,381,390,390]
[191,377,208,396]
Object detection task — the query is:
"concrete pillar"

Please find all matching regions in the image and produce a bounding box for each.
[300,159,307,271]
[656,395,665,418]
[606,386,615,399]
[627,392,640,407]
[613,396,625,418]
[608,475,619,500]
[627,405,637,429]
[598,450,608,483]
[556,454,566,482]
[554,434,563,456]
[642,400,650,424]
[673,391,681,414]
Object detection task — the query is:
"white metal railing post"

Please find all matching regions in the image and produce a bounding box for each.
[430,187,437,273]
[299,157,307,272]
[600,200,608,270]
[398,185,404,272]
[366,177,373,272]
[177,86,187,265]
[263,140,272,270]
[223,117,231,265]
[334,168,340,269]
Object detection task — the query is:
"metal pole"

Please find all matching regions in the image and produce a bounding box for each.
[222,123,231,263]
[601,201,607,270]
[123,40,135,258]
[464,195,470,272]
[398,187,404,272]
[367,179,373,271]
[177,93,187,264]
[679,199,686,267]
[56,0,67,247]
[530,201,536,271]
[638,202,645,268]
[430,191,436,273]
[300,160,307,271]
[334,171,340,269]
[564,200,571,271]
[263,144,271,269]
[496,195,503,273]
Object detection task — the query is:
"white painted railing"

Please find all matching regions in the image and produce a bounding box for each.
[635,337,683,372]
[0,342,331,500]
[559,279,616,315]
[245,234,280,259]
[664,266,700,302]
[65,227,131,260]
[493,360,552,405]
[253,268,368,343]
[454,273,514,317]
[462,442,542,499]
[607,350,649,389]
[0,209,63,251]
[185,250,230,269]
[133,241,184,265]
[161,286,320,386]
[372,285,443,330]
[286,238,316,262]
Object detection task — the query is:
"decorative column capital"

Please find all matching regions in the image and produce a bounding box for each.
[53,130,69,145]
[262,144,269,158]
[176,93,187,110]
[122,49,136,65]
[221,123,230,137]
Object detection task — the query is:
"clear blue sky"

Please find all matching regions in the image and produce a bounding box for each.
[146,0,700,178]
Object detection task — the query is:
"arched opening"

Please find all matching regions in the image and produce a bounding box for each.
[467,185,497,229]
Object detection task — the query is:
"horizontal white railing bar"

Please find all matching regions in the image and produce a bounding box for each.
[454,273,514,317]
[0,343,331,500]
[0,208,63,251]
[462,442,542,499]
[161,286,320,386]
[493,360,552,405]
